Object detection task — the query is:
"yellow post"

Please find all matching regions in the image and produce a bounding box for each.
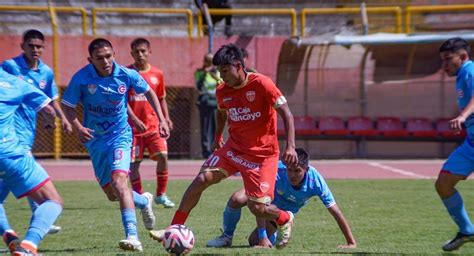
[48,3,61,159]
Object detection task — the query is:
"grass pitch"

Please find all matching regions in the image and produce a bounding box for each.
[4,179,474,255]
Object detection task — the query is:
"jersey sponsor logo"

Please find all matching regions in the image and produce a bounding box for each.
[0,81,12,88]
[228,107,261,122]
[276,188,284,195]
[260,182,270,193]
[223,97,232,103]
[97,120,114,131]
[246,91,255,102]
[118,84,126,94]
[39,80,46,89]
[88,104,121,116]
[150,76,159,85]
[129,94,147,101]
[458,89,464,98]
[88,84,97,94]
[226,150,259,170]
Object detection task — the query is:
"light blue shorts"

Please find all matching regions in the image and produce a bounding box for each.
[0,155,49,198]
[442,139,474,177]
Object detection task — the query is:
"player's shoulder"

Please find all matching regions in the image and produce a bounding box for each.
[149,65,163,74]
[248,73,276,89]
[2,58,18,70]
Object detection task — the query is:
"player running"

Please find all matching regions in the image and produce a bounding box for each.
[150,44,298,249]
[127,38,175,208]
[0,68,63,256]
[206,148,357,249]
[61,38,169,252]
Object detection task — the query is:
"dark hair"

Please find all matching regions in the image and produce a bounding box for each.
[295,148,309,170]
[439,37,471,57]
[88,38,113,56]
[130,37,150,49]
[23,29,44,42]
[241,48,249,58]
[212,44,245,68]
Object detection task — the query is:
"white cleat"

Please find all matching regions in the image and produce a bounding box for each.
[47,225,61,235]
[154,194,175,208]
[206,231,232,248]
[149,229,165,242]
[141,192,156,230]
[276,211,294,250]
[119,237,143,252]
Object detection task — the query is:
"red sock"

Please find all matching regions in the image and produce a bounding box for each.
[171,210,189,225]
[275,210,290,226]
[156,170,168,196]
[131,178,144,194]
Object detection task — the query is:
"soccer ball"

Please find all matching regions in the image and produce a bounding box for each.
[162,224,195,255]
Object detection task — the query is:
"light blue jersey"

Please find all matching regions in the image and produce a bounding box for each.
[62,62,149,186]
[2,54,58,150]
[0,68,51,158]
[273,161,335,214]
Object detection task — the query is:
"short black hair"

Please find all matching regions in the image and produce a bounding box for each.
[130,37,150,49]
[88,38,113,56]
[241,48,249,58]
[212,44,245,68]
[439,37,471,57]
[23,29,44,42]
[295,148,309,170]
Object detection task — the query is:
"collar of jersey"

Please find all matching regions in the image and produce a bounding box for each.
[88,61,120,78]
[16,54,43,71]
[459,60,473,76]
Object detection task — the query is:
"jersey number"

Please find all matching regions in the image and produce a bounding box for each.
[204,155,220,167]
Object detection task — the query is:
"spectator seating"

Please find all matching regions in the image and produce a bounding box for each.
[406,117,438,138]
[319,116,350,136]
[376,117,409,137]
[436,118,467,139]
[348,116,379,136]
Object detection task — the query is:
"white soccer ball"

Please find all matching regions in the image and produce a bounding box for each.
[162,224,195,255]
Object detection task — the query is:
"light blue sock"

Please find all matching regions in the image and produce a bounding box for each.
[27,197,40,212]
[121,208,138,239]
[223,205,241,237]
[0,204,12,234]
[443,191,474,235]
[24,200,62,246]
[132,191,148,210]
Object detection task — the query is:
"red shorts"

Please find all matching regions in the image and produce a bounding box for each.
[201,144,279,204]
[132,132,167,162]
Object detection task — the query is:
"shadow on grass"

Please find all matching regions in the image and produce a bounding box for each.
[39,246,99,253]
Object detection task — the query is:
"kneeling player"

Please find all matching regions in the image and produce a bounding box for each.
[207,148,357,249]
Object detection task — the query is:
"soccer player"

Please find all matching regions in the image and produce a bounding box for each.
[127,38,175,208]
[61,38,170,252]
[151,44,298,249]
[0,68,63,256]
[206,148,357,249]
[1,29,71,234]
[435,37,474,251]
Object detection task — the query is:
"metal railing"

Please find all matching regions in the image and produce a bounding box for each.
[91,7,194,38]
[301,7,402,37]
[197,8,297,37]
[405,4,474,33]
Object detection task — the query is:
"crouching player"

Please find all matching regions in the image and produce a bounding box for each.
[207,148,357,249]
[0,69,63,255]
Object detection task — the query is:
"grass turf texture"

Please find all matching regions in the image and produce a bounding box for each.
[4,179,474,255]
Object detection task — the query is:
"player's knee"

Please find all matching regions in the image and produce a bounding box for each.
[435,178,453,197]
[248,203,266,217]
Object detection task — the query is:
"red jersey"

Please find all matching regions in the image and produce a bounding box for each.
[216,73,287,157]
[128,64,166,136]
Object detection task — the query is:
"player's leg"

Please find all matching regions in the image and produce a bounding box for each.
[435,143,474,251]
[207,188,247,247]
[130,136,144,194]
[149,135,175,208]
[26,197,61,235]
[0,180,19,253]
[248,220,277,247]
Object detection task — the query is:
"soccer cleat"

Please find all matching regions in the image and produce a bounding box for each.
[141,192,156,230]
[119,237,143,252]
[206,230,232,248]
[149,229,165,242]
[442,232,474,251]
[12,243,38,256]
[47,225,62,235]
[3,230,20,253]
[276,211,294,250]
[154,194,175,208]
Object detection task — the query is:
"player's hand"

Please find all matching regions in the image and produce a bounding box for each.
[449,115,466,132]
[337,243,357,249]
[78,126,94,143]
[159,121,170,139]
[282,147,298,167]
[254,237,273,248]
[62,119,73,134]
[211,136,225,151]
[132,119,148,133]
[166,119,174,130]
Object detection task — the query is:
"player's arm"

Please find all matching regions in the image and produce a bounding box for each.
[127,104,147,133]
[254,217,272,248]
[38,104,57,129]
[327,204,357,248]
[212,108,227,150]
[451,95,474,131]
[159,97,173,130]
[144,89,169,139]
[276,103,297,166]
[51,100,72,134]
[61,104,94,143]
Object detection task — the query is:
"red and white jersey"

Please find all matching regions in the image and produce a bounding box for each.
[217,73,287,157]
[127,64,166,136]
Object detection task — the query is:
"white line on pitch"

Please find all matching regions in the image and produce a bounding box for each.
[367,162,433,179]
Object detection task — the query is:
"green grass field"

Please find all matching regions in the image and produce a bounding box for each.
[5,179,474,255]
